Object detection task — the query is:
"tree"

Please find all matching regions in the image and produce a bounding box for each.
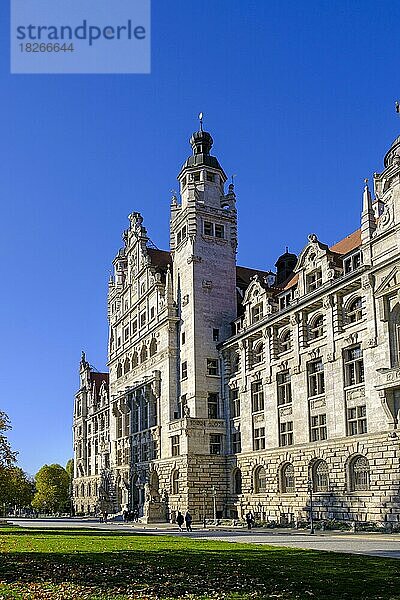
[32,464,70,513]
[0,411,18,468]
[0,467,34,509]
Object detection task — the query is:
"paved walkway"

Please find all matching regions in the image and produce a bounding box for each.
[8,518,400,559]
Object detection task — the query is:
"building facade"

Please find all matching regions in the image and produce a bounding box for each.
[73,124,400,526]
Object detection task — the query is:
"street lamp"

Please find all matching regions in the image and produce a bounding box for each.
[211,486,217,524]
[307,478,315,535]
[202,489,206,528]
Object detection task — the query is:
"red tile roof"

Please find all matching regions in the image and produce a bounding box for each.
[330,229,361,255]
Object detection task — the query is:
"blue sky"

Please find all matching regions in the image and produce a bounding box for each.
[1,0,399,475]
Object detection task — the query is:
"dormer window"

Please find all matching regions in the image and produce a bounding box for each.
[344,251,362,274]
[279,291,291,310]
[307,269,322,293]
[251,303,263,323]
[193,172,201,182]
[207,171,215,182]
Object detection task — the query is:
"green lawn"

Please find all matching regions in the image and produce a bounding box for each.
[0,526,399,600]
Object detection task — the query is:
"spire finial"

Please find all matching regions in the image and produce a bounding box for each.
[198,112,203,132]
[396,101,400,115]
[364,177,369,189]
[285,246,289,253]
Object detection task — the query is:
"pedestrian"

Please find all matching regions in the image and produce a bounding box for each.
[245,511,254,530]
[123,510,128,523]
[176,510,184,531]
[185,511,193,532]
[103,511,108,523]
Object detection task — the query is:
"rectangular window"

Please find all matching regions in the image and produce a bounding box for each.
[310,413,327,441]
[347,405,367,435]
[344,346,364,387]
[150,306,155,320]
[251,303,263,323]
[193,172,200,182]
[116,415,123,439]
[131,319,138,335]
[140,311,146,327]
[213,328,220,342]
[215,224,225,239]
[207,358,219,376]
[344,251,362,274]
[177,230,182,245]
[182,331,186,345]
[124,326,129,342]
[181,361,188,379]
[230,388,240,418]
[253,426,265,450]
[308,360,325,397]
[204,221,214,236]
[279,293,291,310]
[152,440,158,460]
[142,443,149,462]
[232,431,241,453]
[208,393,219,419]
[124,415,130,437]
[131,447,138,464]
[210,434,222,455]
[307,269,322,292]
[279,421,294,446]
[181,225,187,240]
[251,381,264,412]
[206,171,215,182]
[171,435,180,456]
[277,371,292,405]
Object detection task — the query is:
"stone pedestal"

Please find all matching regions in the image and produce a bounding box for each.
[141,501,166,524]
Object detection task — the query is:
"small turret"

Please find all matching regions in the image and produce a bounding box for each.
[275,249,298,285]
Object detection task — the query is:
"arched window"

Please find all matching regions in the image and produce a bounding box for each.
[140,345,148,363]
[131,352,138,368]
[349,455,370,491]
[116,363,123,378]
[312,460,329,492]
[87,483,91,496]
[279,330,291,353]
[171,470,179,495]
[124,357,130,374]
[309,315,324,340]
[390,305,400,367]
[149,338,157,357]
[233,468,242,494]
[253,342,264,366]
[280,463,295,493]
[80,483,85,497]
[254,465,266,494]
[347,297,363,324]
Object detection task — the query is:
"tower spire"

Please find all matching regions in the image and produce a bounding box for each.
[361,177,376,248]
[198,111,204,132]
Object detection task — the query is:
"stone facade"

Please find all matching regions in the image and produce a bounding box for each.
[73,124,400,526]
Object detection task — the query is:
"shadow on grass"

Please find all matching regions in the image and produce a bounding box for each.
[1,535,400,600]
[1,527,148,537]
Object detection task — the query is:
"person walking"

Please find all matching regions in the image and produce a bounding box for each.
[185,511,193,532]
[176,510,184,531]
[245,511,254,530]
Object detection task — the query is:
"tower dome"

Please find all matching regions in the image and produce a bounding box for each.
[275,250,298,285]
[384,135,400,168]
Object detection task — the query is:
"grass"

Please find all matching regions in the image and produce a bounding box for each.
[0,526,399,599]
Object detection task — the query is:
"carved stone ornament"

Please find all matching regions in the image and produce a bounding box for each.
[290,313,299,326]
[345,332,358,345]
[187,255,202,264]
[323,296,333,309]
[308,348,320,360]
[292,365,300,375]
[326,352,334,362]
